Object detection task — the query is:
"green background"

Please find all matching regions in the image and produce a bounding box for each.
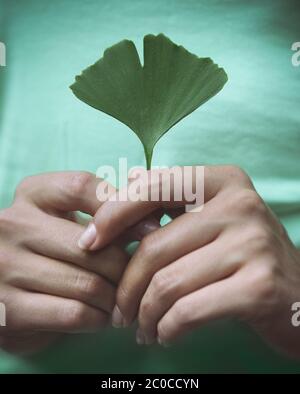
[0,0,300,373]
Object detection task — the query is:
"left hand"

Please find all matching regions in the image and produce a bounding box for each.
[81,165,300,357]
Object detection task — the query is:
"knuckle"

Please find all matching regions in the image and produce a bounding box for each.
[139,298,154,321]
[245,226,275,255]
[75,273,104,300]
[140,271,176,321]
[63,172,94,200]
[236,189,266,215]
[151,270,173,299]
[138,233,160,262]
[248,263,278,304]
[60,300,88,330]
[224,165,251,184]
[254,234,274,255]
[15,176,35,195]
[157,300,191,339]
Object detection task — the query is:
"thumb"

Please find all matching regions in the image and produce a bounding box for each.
[77,215,161,251]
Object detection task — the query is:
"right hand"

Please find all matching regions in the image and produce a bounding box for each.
[0,172,135,355]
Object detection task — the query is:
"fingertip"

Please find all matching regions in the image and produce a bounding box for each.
[88,234,105,251]
[157,336,171,348]
[78,223,97,250]
[112,305,125,328]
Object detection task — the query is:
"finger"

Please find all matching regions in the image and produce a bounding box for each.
[15,171,115,216]
[15,171,160,244]
[137,237,241,343]
[112,197,225,327]
[86,165,246,250]
[89,166,203,249]
[117,216,161,246]
[7,291,108,333]
[7,252,116,313]
[157,275,245,345]
[164,207,185,219]
[0,332,60,356]
[24,211,128,284]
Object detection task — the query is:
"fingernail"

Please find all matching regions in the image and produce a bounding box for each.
[136,328,145,345]
[157,337,171,347]
[137,219,160,238]
[78,223,96,250]
[112,305,124,328]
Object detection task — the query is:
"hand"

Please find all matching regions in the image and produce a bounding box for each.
[86,166,300,357]
[0,171,131,355]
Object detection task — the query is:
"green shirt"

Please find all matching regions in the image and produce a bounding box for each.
[0,0,300,373]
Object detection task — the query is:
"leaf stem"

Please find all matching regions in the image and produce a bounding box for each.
[144,146,153,170]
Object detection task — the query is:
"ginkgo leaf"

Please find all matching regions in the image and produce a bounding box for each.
[70,33,228,169]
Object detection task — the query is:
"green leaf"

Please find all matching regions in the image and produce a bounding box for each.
[70,34,228,169]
